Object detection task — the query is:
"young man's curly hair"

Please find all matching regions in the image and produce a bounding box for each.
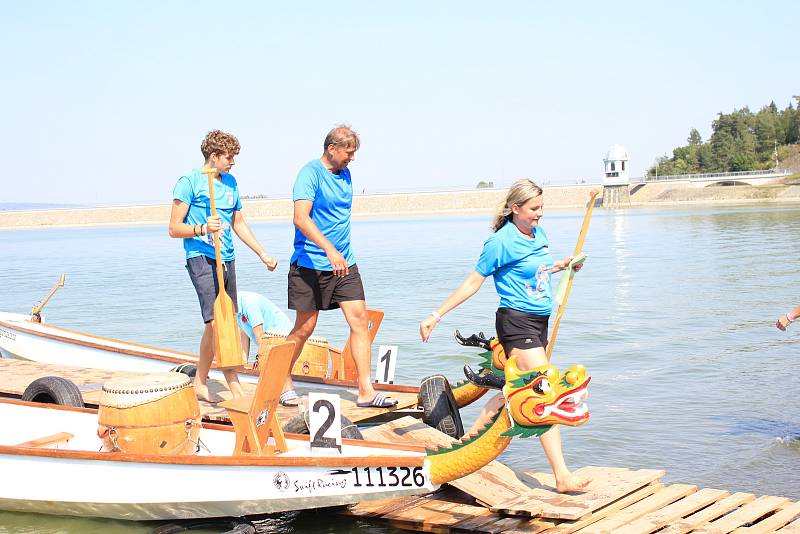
[201,130,240,160]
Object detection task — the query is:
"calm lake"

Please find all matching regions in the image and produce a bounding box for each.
[1,202,799,532]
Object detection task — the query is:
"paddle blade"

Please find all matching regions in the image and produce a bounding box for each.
[553,253,586,307]
[212,289,245,369]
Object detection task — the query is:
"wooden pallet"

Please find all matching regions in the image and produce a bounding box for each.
[0,358,418,425]
[346,479,800,533]
[357,417,800,533]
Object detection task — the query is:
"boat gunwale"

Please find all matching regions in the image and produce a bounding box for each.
[0,318,419,393]
[0,397,431,465]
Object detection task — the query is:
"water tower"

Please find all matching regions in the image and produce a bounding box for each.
[602,144,631,207]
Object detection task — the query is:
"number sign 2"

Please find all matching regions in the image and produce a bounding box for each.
[309,393,342,453]
[375,345,398,384]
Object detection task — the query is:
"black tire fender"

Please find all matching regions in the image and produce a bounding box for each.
[21,376,84,408]
[282,412,363,440]
[419,374,464,439]
[169,363,197,378]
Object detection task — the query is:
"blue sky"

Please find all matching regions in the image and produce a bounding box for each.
[2,1,797,205]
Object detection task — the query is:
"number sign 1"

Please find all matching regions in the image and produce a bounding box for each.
[308,392,342,453]
[375,345,398,384]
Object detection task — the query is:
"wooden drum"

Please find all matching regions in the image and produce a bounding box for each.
[262,331,329,378]
[98,373,200,455]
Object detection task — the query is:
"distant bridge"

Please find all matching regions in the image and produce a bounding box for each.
[635,169,791,187]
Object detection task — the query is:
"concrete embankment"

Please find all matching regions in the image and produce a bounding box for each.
[1,182,799,230]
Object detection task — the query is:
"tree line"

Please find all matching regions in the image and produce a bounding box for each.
[649,96,800,177]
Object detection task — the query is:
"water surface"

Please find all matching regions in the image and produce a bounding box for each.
[1,203,799,532]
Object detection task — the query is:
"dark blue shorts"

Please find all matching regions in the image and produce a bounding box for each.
[186,255,237,323]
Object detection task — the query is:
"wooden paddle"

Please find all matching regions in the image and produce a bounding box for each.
[31,273,65,318]
[546,190,599,358]
[201,167,244,369]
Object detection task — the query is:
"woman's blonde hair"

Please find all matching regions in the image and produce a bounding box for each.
[491,179,543,232]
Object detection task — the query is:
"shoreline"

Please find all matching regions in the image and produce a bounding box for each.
[1,182,799,231]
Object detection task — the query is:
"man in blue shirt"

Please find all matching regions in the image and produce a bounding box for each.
[168,130,278,403]
[283,125,396,409]
[237,291,293,363]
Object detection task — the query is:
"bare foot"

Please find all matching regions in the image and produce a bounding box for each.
[194,383,223,404]
[228,382,245,399]
[555,473,591,493]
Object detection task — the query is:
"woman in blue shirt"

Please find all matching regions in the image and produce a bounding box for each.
[419,179,588,493]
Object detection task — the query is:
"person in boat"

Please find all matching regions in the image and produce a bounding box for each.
[776,304,800,331]
[418,178,589,493]
[237,291,293,364]
[168,130,278,403]
[283,124,397,409]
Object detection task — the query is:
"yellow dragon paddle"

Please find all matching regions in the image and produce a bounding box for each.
[546,190,598,358]
[202,167,244,370]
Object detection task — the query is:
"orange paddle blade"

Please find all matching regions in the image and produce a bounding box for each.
[212,288,244,369]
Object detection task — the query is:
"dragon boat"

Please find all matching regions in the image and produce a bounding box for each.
[0,308,411,397]
[0,334,590,521]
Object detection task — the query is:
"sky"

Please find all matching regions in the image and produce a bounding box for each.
[2,1,798,206]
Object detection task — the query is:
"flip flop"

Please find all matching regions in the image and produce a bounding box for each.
[356,393,398,409]
[279,390,300,407]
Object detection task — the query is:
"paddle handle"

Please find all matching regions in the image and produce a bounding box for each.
[546,190,598,358]
[31,273,66,316]
[202,168,227,289]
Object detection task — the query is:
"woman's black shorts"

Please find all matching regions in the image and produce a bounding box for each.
[495,307,549,354]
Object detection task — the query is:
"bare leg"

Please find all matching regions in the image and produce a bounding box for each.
[222,368,244,399]
[285,310,319,394]
[339,300,379,404]
[195,322,222,403]
[510,346,590,493]
[464,393,505,436]
[240,330,251,365]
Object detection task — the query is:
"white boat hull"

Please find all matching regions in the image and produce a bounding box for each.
[0,312,258,384]
[0,401,436,520]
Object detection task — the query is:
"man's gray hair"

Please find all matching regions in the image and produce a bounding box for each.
[323,124,360,151]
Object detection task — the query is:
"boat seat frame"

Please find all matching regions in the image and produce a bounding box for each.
[220,341,295,456]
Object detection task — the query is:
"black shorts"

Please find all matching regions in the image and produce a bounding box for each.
[495,307,549,354]
[186,255,238,323]
[288,262,365,311]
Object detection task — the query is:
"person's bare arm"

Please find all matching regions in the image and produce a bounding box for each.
[232,210,277,271]
[419,271,487,341]
[293,199,349,276]
[776,303,800,331]
[168,199,221,238]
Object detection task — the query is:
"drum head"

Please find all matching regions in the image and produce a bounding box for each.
[100,372,192,408]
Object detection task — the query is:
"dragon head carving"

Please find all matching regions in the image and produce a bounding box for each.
[502,356,590,438]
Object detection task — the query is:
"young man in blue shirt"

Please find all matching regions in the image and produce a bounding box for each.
[284,125,396,409]
[168,130,278,403]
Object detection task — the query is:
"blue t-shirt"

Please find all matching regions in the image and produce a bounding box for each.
[173,169,242,261]
[290,159,355,270]
[475,221,554,315]
[237,291,293,346]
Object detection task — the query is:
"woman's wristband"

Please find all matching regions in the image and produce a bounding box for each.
[192,224,199,237]
[430,311,442,323]
[787,312,796,323]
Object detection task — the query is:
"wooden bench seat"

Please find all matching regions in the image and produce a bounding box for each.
[15,431,74,449]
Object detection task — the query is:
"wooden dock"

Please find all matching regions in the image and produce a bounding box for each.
[0,358,419,425]
[351,417,800,533]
